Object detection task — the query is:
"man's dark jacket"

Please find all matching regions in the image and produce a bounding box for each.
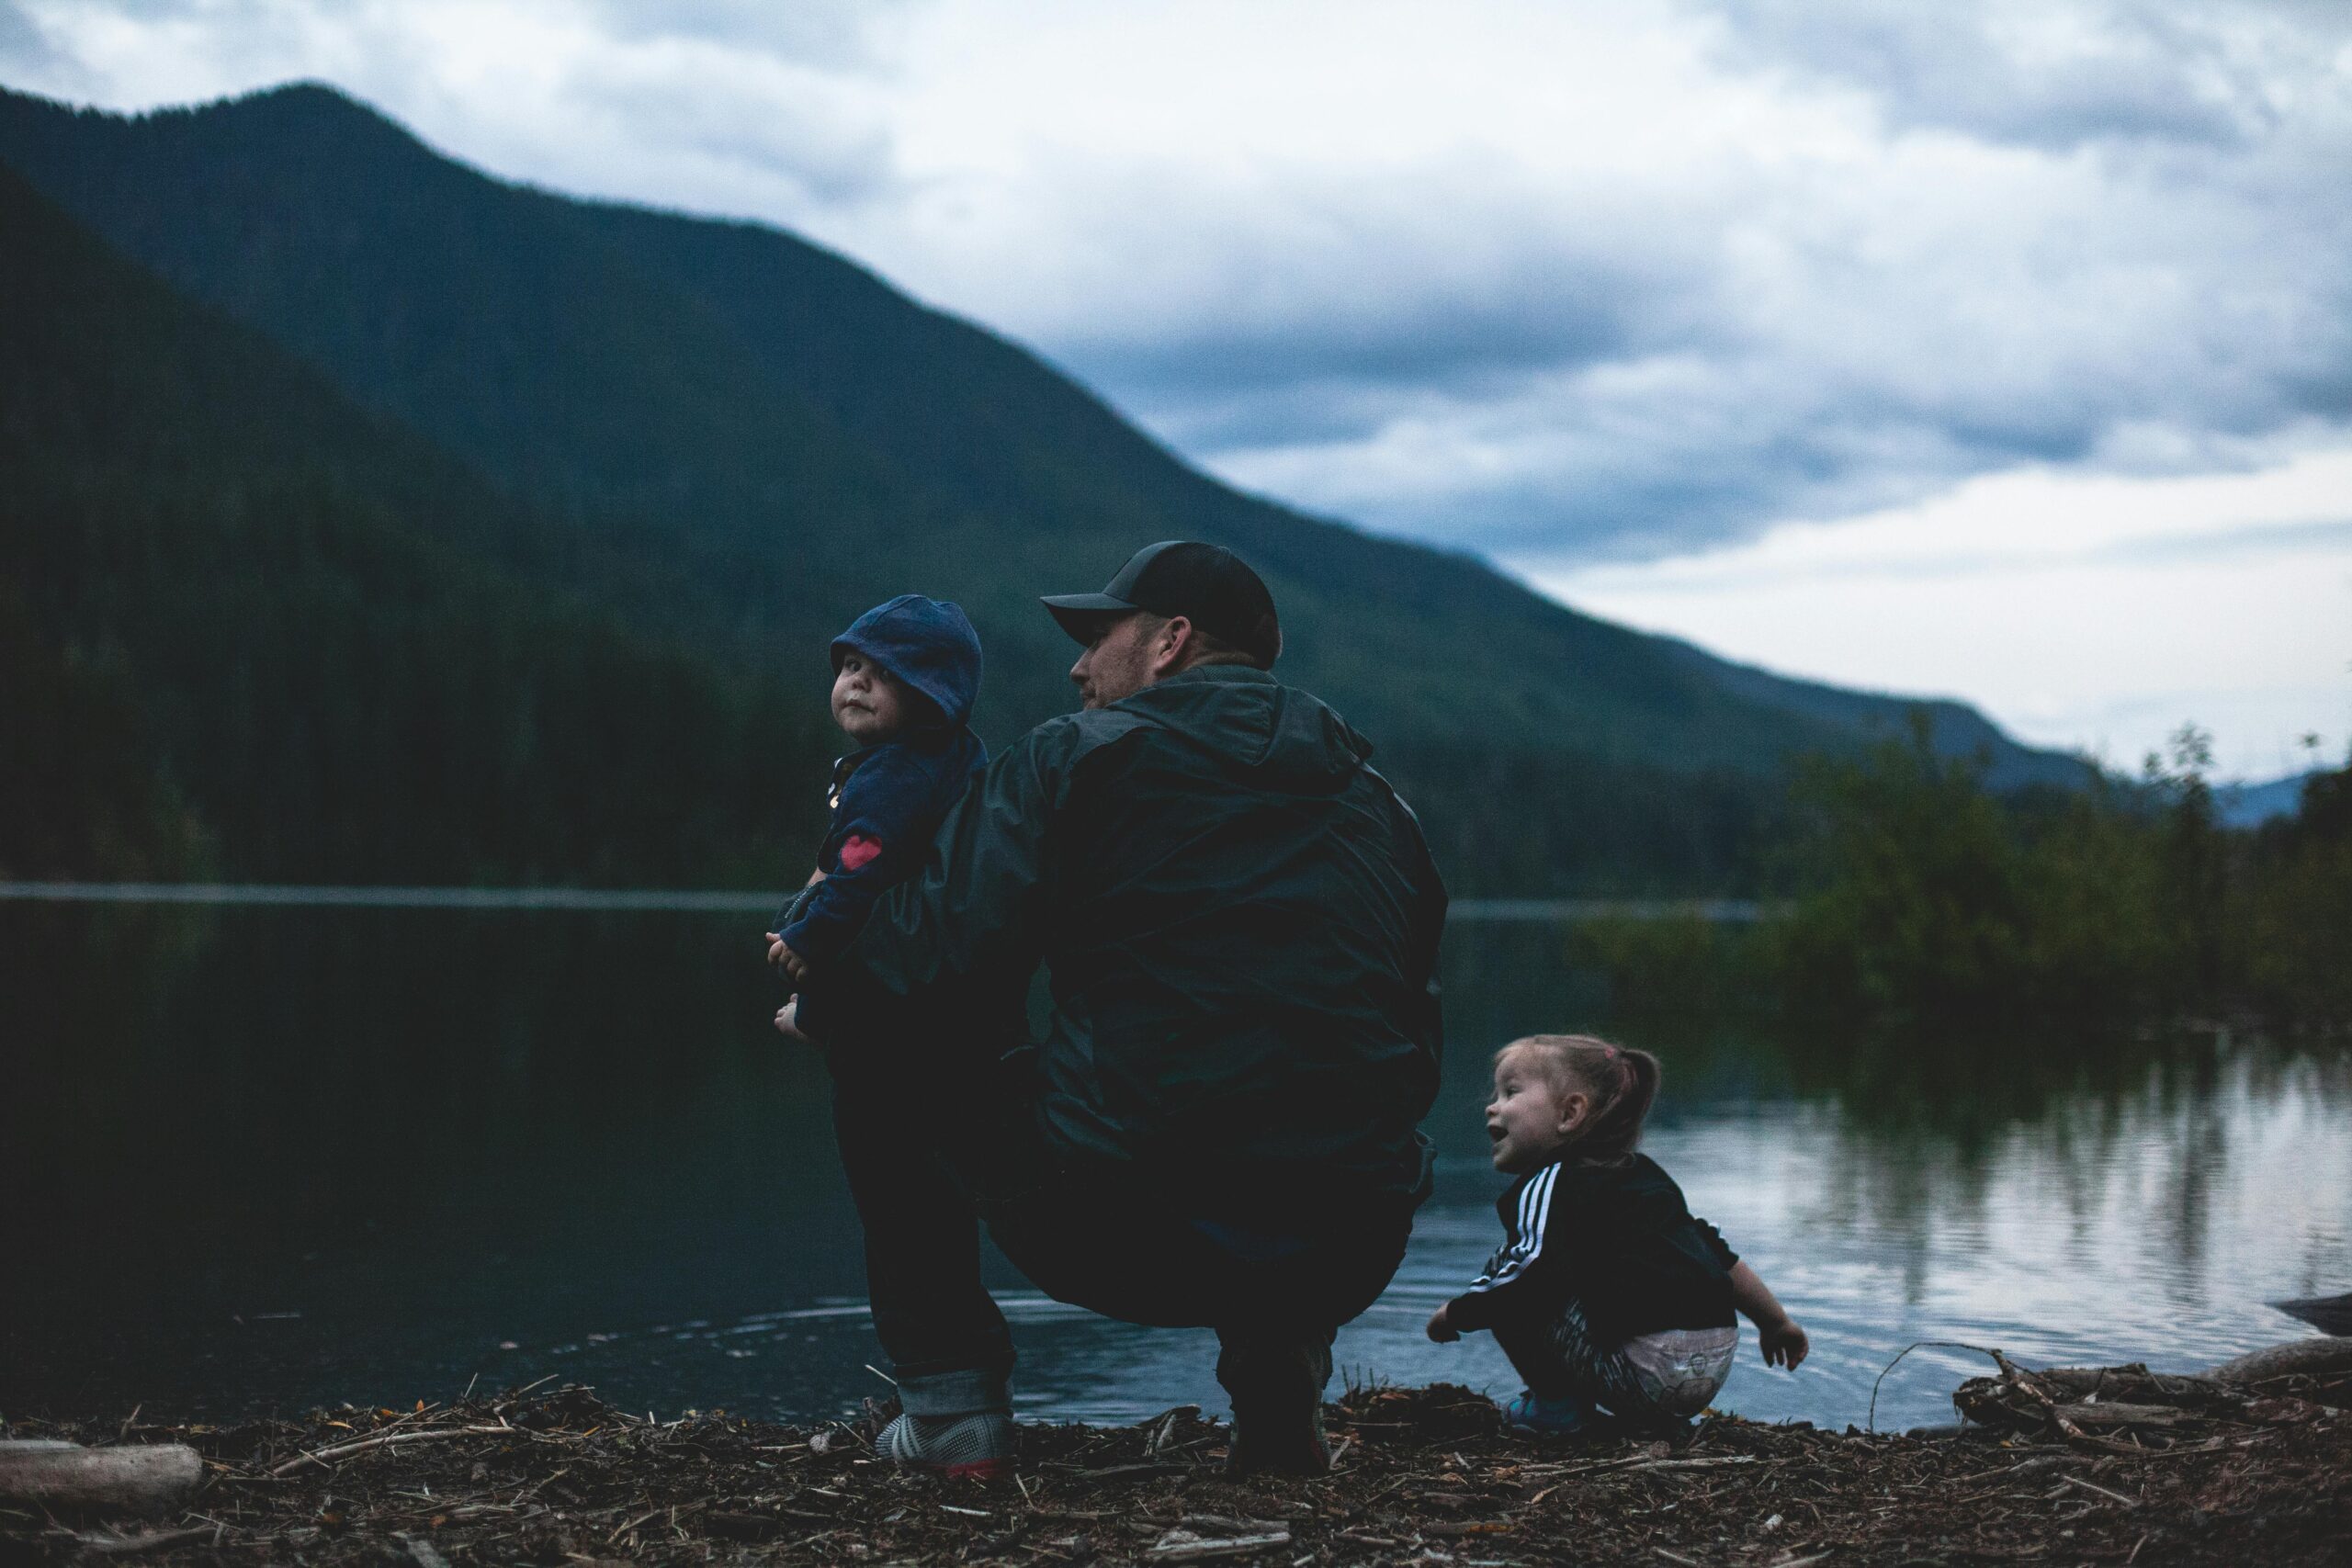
[815,663,1447,1228]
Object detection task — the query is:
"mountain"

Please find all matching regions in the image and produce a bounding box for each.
[2218,770,2320,830]
[0,81,2087,893]
[0,159,830,884]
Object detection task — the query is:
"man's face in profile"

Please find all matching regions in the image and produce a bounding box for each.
[1069,612,1157,710]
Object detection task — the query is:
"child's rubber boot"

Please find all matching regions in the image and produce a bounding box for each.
[1217,1332,1333,1476]
[1503,1390,1611,1439]
[876,1368,1014,1481]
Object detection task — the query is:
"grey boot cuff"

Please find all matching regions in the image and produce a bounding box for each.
[898,1367,1012,1418]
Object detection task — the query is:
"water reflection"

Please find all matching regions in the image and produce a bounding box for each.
[2,907,2343,1434]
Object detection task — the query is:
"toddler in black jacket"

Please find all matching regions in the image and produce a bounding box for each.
[1426,1033,1809,1438]
[764,595,986,1040]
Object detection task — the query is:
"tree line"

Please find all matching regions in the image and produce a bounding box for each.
[1577,716,2351,1026]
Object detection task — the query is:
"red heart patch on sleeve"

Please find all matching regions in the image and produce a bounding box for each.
[837,833,884,871]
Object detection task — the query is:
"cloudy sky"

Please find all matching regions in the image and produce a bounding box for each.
[6,0,2347,778]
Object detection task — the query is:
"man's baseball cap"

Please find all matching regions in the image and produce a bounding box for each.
[1041,540,1283,668]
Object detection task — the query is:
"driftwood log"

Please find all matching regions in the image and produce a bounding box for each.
[2202,1336,2352,1384]
[1953,1337,2352,1443]
[0,1438,203,1517]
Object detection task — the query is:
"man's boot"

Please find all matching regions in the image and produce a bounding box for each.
[1216,1329,1333,1476]
[876,1368,1014,1480]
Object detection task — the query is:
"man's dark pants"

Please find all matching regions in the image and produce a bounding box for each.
[825,1042,1411,1422]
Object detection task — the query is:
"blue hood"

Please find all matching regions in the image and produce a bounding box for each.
[831,595,983,729]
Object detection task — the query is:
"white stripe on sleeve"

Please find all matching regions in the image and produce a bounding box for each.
[1464,1163,1558,1294]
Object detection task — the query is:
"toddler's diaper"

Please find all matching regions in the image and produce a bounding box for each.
[1620,1325,1737,1416]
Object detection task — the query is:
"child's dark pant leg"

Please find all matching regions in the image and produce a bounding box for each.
[824,1041,1040,1381]
[1490,1299,1653,1415]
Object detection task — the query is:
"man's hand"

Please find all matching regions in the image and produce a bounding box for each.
[1424,1303,1459,1343]
[774,998,807,1040]
[763,931,810,984]
[1758,1315,1809,1371]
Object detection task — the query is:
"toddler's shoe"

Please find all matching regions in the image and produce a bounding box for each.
[1503,1390,1612,1438]
[876,1368,1014,1480]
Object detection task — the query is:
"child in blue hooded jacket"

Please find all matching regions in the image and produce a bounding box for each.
[764,596,986,1035]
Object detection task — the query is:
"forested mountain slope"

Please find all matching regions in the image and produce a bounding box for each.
[0,164,830,884]
[0,81,2086,892]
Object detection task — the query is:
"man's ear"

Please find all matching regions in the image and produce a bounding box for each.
[1152,615,1196,675]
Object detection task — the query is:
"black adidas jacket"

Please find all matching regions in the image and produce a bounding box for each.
[1447,1153,1739,1348]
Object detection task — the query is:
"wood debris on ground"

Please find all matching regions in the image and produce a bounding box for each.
[2,1355,2346,1564]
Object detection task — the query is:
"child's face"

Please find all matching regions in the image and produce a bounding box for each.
[832,652,913,745]
[1485,1046,1589,1175]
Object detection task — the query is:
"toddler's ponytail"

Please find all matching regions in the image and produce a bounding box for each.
[1510,1033,1661,1166]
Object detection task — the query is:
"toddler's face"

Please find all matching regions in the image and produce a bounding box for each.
[1485,1046,1584,1175]
[832,653,912,744]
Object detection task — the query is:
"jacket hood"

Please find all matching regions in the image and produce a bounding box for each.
[1115,665,1371,792]
[831,595,983,729]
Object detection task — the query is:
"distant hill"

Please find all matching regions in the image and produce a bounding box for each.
[2219,770,2320,830]
[0,81,2089,893]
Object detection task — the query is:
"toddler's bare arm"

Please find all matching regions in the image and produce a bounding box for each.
[1729,1260,1808,1369]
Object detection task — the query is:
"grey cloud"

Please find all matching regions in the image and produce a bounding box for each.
[560,67,900,206]
[582,0,902,72]
[1699,0,2304,151]
[1025,181,1719,452]
[22,0,185,15]
[1545,515,2352,589]
[1184,301,2352,562]
[9,0,910,211]
[1117,184,2351,561]
[1201,377,1989,561]
[1068,290,1628,397]
[2095,516,2352,569]
[1393,403,2309,561]
[993,7,2346,566]
[1405,424,1984,560]
[1093,236,2348,559]
[0,1,76,81]
[1125,380,1432,460]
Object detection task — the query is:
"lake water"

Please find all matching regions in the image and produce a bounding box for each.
[3,905,2345,1435]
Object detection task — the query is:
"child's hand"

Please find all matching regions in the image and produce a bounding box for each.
[1728,1260,1806,1370]
[1424,1303,1459,1343]
[763,932,810,983]
[773,999,807,1040]
[1759,1316,1809,1371]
